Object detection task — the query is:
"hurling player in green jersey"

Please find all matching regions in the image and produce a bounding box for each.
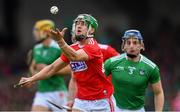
[104,30,164,112]
[29,20,68,111]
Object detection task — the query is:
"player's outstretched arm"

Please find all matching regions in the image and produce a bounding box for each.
[56,65,71,75]
[152,80,164,111]
[49,28,89,61]
[18,58,68,87]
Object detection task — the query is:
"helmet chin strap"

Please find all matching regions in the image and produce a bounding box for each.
[87,25,94,38]
[75,34,86,41]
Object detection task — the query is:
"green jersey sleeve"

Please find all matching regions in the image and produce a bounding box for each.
[149,66,160,84]
[104,58,112,76]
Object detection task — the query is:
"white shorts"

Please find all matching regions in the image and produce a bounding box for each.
[115,106,145,112]
[32,91,68,111]
[73,95,116,112]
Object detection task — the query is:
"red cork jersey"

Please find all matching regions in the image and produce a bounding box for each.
[61,38,113,100]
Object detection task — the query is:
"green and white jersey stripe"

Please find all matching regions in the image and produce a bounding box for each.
[140,54,156,69]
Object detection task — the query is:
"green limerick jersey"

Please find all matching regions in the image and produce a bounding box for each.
[33,40,67,92]
[104,53,160,110]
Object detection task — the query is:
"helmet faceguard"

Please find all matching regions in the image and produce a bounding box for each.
[121,29,145,58]
[71,14,98,42]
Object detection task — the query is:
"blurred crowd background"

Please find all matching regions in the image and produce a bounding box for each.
[0,0,180,110]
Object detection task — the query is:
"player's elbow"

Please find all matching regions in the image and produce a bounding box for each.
[154,88,164,96]
[68,56,79,61]
[67,52,80,61]
[50,63,59,73]
[69,55,88,61]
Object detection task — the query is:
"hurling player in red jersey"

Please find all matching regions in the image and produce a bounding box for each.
[66,42,119,107]
[18,14,116,111]
[67,35,119,108]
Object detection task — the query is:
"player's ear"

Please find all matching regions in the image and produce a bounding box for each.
[121,41,125,52]
[89,28,95,34]
[140,41,145,51]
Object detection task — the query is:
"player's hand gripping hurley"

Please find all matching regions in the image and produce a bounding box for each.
[14,77,34,88]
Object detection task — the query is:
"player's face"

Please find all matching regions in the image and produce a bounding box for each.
[33,28,49,42]
[124,38,142,55]
[75,21,88,36]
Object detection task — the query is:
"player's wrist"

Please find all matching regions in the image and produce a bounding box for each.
[67,95,75,102]
[57,39,67,48]
[59,43,68,48]
[67,97,74,101]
